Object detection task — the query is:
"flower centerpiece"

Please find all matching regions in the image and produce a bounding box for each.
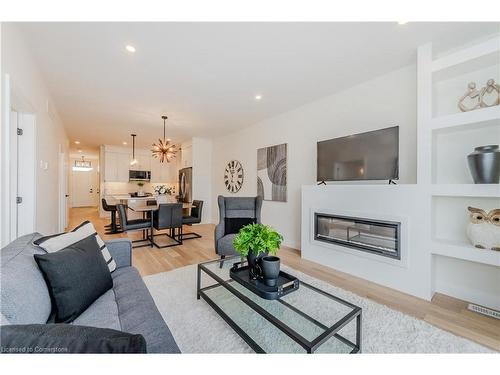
[153,185,175,203]
[153,185,174,195]
[233,223,283,285]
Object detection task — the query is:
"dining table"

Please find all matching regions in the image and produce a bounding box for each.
[123,199,195,247]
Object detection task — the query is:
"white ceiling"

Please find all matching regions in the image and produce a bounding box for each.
[18,22,499,150]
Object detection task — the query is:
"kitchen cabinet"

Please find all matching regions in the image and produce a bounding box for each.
[130,153,151,171]
[104,151,130,182]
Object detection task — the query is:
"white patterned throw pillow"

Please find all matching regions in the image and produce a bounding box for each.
[34,221,117,273]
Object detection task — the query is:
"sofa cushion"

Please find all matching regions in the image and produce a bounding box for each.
[1,324,147,353]
[72,289,121,331]
[112,267,180,353]
[217,234,238,256]
[34,235,113,323]
[224,217,256,235]
[1,233,52,324]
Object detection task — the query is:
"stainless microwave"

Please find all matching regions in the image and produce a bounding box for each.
[129,170,151,181]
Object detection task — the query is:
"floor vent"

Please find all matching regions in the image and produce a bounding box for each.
[468,303,500,319]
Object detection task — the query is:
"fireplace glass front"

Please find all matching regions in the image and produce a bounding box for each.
[314,213,401,259]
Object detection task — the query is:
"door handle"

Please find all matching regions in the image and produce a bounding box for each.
[65,194,69,197]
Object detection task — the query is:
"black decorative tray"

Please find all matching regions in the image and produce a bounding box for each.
[229,261,299,300]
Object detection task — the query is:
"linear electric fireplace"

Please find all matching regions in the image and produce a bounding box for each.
[314,213,401,260]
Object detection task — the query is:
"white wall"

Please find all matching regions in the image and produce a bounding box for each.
[212,65,417,249]
[1,23,69,238]
[192,137,212,223]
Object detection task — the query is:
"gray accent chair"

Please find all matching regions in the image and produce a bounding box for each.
[214,195,262,259]
[1,233,180,353]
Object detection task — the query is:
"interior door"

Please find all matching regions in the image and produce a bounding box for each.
[72,168,98,207]
[16,113,36,237]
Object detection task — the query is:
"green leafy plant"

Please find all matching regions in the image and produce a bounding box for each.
[233,223,283,257]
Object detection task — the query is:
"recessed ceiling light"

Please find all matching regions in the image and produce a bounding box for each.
[122,141,128,145]
[255,95,262,101]
[125,45,136,53]
[78,149,82,153]
[397,21,408,25]
[74,140,80,144]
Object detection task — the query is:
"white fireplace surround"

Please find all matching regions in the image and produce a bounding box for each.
[301,184,432,300]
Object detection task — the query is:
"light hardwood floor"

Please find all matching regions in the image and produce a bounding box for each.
[69,206,499,351]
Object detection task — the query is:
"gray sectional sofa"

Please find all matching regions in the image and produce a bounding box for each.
[0,233,180,353]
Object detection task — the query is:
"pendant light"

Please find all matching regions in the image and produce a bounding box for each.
[73,156,93,171]
[151,115,178,163]
[130,134,138,166]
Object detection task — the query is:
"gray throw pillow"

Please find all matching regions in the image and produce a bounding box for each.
[34,235,113,323]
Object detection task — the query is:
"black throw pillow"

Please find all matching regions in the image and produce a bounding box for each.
[224,217,256,235]
[34,235,113,323]
[0,324,147,354]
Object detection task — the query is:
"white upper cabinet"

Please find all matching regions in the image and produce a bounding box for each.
[104,150,130,182]
[180,144,192,168]
[130,153,151,171]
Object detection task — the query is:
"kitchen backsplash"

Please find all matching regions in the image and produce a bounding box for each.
[103,182,177,195]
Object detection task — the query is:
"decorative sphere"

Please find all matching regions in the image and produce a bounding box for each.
[468,82,476,89]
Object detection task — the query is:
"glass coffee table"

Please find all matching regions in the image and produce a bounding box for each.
[197,256,362,353]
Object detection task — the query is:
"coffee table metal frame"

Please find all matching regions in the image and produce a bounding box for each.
[197,256,362,354]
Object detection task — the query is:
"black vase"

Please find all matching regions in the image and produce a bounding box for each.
[247,251,268,279]
[261,256,280,287]
[467,145,500,184]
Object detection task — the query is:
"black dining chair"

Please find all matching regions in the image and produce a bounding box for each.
[151,203,183,248]
[102,198,122,234]
[181,200,203,240]
[116,204,153,248]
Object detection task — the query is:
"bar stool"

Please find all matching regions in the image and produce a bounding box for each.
[102,198,122,234]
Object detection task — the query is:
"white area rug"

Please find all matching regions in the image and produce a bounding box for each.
[143,264,494,353]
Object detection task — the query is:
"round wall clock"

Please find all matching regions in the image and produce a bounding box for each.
[224,160,244,193]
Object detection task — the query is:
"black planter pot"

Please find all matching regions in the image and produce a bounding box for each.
[247,251,268,279]
[467,145,500,184]
[261,256,280,287]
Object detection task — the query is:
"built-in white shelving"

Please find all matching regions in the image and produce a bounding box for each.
[418,34,500,310]
[431,239,500,267]
[431,184,500,198]
[430,105,500,132]
[431,35,500,80]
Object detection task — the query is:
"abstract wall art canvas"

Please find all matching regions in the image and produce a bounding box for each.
[257,143,287,202]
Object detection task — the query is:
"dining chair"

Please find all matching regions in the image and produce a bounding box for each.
[116,204,153,248]
[181,200,203,240]
[151,203,183,248]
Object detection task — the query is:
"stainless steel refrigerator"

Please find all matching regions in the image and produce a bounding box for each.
[178,167,192,203]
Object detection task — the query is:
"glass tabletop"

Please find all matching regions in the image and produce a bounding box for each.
[198,257,361,353]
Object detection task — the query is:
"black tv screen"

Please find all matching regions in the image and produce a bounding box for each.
[317,126,399,182]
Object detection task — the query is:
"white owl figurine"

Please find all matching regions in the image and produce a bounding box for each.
[466,207,500,251]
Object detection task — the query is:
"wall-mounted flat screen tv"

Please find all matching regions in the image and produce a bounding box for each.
[317,126,399,182]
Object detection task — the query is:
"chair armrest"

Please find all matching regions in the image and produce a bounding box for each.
[214,223,225,254]
[105,238,132,268]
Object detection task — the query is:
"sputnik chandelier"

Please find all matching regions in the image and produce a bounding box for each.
[151,115,178,163]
